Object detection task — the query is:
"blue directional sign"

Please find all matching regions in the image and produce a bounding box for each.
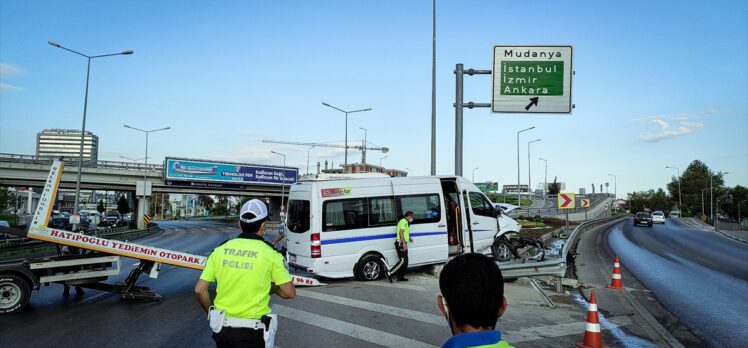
[164,158,297,186]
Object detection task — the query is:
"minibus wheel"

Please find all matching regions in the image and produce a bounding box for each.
[356,254,385,281]
[492,238,513,263]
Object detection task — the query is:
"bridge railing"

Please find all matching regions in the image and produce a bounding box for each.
[0,153,163,172]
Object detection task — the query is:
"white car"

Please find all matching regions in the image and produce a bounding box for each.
[651,211,666,224]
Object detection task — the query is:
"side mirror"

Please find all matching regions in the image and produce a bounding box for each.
[495,208,502,217]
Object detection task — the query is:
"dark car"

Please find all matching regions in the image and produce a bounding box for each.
[634,212,653,227]
[49,217,71,230]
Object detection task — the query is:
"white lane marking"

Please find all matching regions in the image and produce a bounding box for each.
[271,304,437,348]
[503,316,632,343]
[364,280,428,292]
[296,289,443,325]
[202,228,207,231]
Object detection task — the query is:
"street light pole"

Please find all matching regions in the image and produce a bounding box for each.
[710,171,729,224]
[123,125,170,225]
[271,151,287,213]
[306,146,315,175]
[48,40,133,214]
[379,155,388,167]
[472,167,479,182]
[322,102,372,168]
[516,126,535,205]
[665,166,681,213]
[527,139,541,197]
[607,173,617,199]
[360,127,367,165]
[539,158,548,204]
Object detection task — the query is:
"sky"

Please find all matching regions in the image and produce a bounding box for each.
[1,0,746,196]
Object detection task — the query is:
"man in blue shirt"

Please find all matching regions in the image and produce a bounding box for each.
[437,253,512,348]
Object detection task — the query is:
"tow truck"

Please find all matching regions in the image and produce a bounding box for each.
[0,160,321,314]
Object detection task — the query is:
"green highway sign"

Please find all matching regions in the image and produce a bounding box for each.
[475,181,498,193]
[492,45,573,114]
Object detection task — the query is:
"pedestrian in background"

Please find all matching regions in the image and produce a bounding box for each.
[437,253,512,348]
[195,199,295,348]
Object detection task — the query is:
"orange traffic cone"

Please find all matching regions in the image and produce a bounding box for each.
[608,256,624,290]
[577,290,604,348]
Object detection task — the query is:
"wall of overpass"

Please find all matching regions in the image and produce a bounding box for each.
[0,160,286,198]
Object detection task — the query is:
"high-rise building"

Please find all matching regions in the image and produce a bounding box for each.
[36,129,99,162]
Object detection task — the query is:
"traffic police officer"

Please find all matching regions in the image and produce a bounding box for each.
[387,210,414,282]
[195,199,296,348]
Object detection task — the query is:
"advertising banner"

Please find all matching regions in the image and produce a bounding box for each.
[164,158,297,186]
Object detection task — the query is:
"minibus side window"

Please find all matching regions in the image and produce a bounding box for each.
[323,198,368,232]
[287,200,310,233]
[468,192,495,217]
[396,194,441,224]
[368,197,397,226]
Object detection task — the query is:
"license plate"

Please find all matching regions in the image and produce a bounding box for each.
[289,254,296,263]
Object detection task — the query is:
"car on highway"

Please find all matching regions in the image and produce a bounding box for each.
[49,216,72,230]
[651,211,665,224]
[634,212,653,227]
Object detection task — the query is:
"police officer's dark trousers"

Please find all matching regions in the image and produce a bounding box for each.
[212,327,264,348]
[389,241,408,280]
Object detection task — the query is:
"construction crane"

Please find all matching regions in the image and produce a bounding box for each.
[262,139,388,166]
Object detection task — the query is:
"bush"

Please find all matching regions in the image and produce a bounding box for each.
[533,215,543,222]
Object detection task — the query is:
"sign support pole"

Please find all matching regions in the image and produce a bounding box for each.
[453,64,491,177]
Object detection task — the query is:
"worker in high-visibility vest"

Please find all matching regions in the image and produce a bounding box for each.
[438,253,512,348]
[195,199,295,348]
[387,211,414,282]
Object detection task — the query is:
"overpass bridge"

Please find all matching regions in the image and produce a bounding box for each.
[0,154,296,228]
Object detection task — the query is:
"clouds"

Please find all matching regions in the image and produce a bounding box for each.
[633,110,721,142]
[0,62,25,92]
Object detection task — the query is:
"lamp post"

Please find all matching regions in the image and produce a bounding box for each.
[527,139,541,196]
[472,167,479,182]
[716,194,730,231]
[360,127,368,165]
[271,151,287,213]
[665,166,681,213]
[122,124,171,225]
[607,173,617,199]
[516,126,535,205]
[710,171,728,224]
[379,155,388,167]
[322,102,372,167]
[539,158,548,204]
[306,146,315,175]
[739,200,746,228]
[123,125,170,185]
[701,188,709,217]
[608,173,617,213]
[48,40,133,214]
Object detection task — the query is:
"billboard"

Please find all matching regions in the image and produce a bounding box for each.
[475,182,499,193]
[164,158,297,186]
[502,184,529,193]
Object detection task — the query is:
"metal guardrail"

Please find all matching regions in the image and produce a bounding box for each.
[497,214,626,283]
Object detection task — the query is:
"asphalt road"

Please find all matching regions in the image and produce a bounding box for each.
[587,218,748,347]
[0,220,459,347]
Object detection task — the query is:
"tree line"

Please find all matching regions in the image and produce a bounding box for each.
[626,160,746,221]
